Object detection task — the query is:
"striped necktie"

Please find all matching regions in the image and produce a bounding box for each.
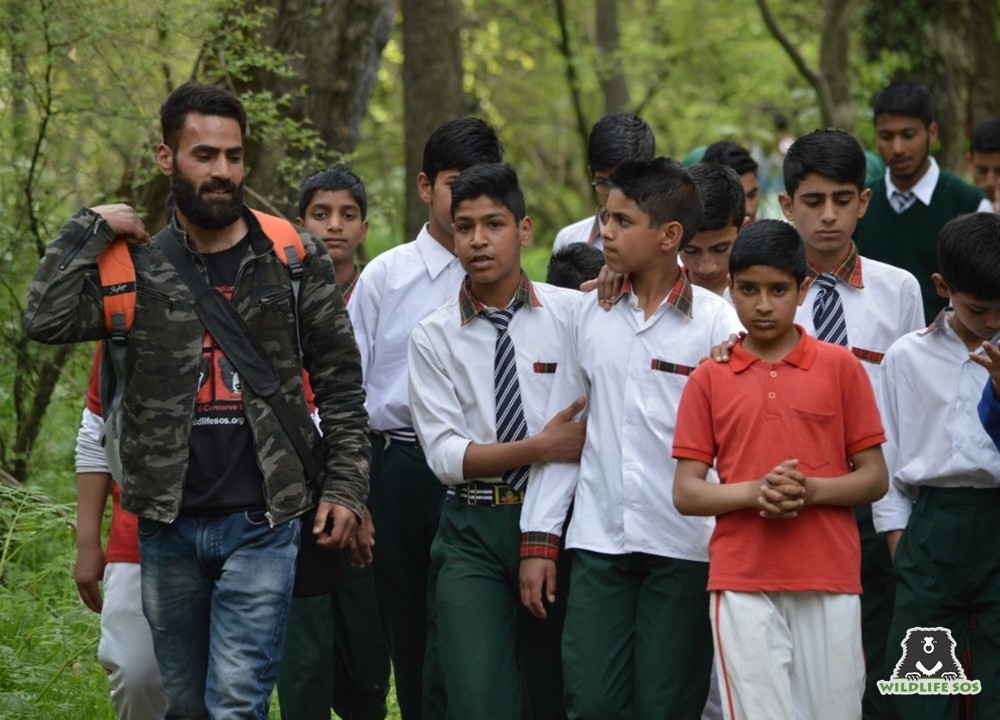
[484,302,530,491]
[891,189,915,213]
[813,273,849,347]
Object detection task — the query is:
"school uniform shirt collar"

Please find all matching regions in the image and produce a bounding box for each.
[920,308,1000,349]
[415,223,460,280]
[620,269,694,319]
[457,271,542,326]
[884,156,939,208]
[806,242,864,289]
[728,324,817,373]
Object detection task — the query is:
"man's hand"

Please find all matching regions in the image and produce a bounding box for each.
[90,203,150,244]
[348,507,376,567]
[312,501,359,549]
[970,340,1000,401]
[74,545,106,613]
[520,557,558,620]
[757,460,806,519]
[710,333,745,363]
[537,397,587,463]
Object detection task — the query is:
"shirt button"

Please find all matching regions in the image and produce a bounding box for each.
[768,392,776,399]
[769,371,778,378]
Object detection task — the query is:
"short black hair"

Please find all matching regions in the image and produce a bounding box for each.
[938,213,1000,300]
[546,243,605,290]
[160,83,247,150]
[703,140,758,177]
[297,167,367,219]
[608,157,703,247]
[588,113,656,171]
[873,81,933,126]
[450,162,526,223]
[729,219,807,286]
[687,162,745,232]
[422,118,504,185]
[971,118,1000,154]
[783,129,867,195]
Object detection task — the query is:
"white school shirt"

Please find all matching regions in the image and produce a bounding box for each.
[796,250,924,393]
[409,279,582,486]
[884,158,993,214]
[347,225,466,432]
[521,276,743,561]
[872,314,1000,533]
[552,213,603,252]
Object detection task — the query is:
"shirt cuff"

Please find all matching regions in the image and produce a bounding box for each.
[520,532,561,561]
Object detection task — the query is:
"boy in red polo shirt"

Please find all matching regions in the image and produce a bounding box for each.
[672,219,888,720]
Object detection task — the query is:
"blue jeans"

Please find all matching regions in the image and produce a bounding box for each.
[139,510,301,720]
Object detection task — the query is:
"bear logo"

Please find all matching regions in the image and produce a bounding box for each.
[891,627,965,682]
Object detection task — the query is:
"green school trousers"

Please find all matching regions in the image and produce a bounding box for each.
[431,499,568,720]
[886,487,1000,720]
[561,549,712,720]
[367,436,447,720]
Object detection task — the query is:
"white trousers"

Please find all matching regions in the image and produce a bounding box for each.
[711,590,863,720]
[97,562,165,720]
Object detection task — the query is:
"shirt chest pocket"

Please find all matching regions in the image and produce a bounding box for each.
[784,407,836,474]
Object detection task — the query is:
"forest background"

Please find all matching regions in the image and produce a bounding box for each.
[1,0,998,717]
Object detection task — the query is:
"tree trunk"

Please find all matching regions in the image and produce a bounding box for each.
[967,0,1000,128]
[819,0,856,132]
[402,0,466,242]
[926,0,972,171]
[596,0,629,115]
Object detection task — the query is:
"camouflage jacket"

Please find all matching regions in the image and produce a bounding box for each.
[24,207,370,525]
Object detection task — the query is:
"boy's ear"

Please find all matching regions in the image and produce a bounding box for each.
[928,121,940,147]
[155,144,174,176]
[740,214,751,231]
[778,192,795,221]
[857,188,872,218]
[416,172,433,205]
[519,216,533,248]
[659,221,684,253]
[796,275,813,306]
[932,272,951,299]
[360,219,370,244]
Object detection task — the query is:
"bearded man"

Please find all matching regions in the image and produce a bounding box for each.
[24,83,370,720]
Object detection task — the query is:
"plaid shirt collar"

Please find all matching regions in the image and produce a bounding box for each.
[620,270,694,319]
[806,242,864,289]
[458,271,542,326]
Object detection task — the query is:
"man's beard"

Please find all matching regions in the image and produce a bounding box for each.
[171,165,244,231]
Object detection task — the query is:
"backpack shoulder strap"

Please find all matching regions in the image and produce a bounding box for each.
[251,209,306,279]
[96,239,137,342]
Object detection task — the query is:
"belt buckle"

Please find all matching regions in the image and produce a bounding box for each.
[492,484,523,506]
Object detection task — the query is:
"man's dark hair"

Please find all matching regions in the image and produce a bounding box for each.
[450,162,526,222]
[160,83,247,150]
[298,167,368,219]
[729,219,807,286]
[687,162,745,232]
[873,81,934,126]
[546,244,605,289]
[608,157,703,247]
[703,140,758,177]
[783,129,867,195]
[971,118,1000,154]
[588,113,656,172]
[422,118,504,185]
[938,212,1000,300]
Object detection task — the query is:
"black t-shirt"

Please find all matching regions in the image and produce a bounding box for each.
[182,235,267,514]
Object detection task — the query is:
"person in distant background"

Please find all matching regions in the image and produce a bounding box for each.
[968,117,1000,213]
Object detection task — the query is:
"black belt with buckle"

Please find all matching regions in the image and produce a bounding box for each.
[447,481,525,506]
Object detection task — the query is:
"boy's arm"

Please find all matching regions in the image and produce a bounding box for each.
[801,445,888,507]
[871,347,914,551]
[673,459,759,516]
[74,406,111,613]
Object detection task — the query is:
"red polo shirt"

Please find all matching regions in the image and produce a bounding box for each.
[673,328,885,594]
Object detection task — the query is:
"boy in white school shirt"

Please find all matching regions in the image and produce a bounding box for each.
[874,212,1000,720]
[519,157,742,720]
[347,118,504,720]
[409,162,584,720]
[778,129,923,720]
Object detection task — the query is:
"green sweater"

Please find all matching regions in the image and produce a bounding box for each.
[855,170,984,323]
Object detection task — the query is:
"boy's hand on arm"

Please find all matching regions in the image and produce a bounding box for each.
[970,340,1000,401]
[519,558,557,620]
[535,397,587,463]
[313,501,360,549]
[581,265,625,310]
[709,333,744,363]
[75,471,112,613]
